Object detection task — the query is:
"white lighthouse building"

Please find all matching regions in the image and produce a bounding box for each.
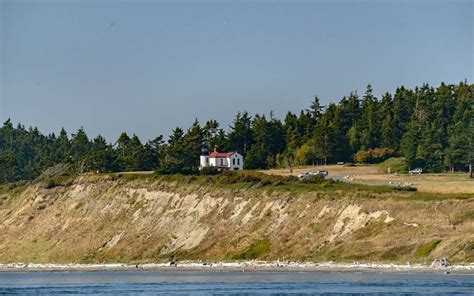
[200,148,243,171]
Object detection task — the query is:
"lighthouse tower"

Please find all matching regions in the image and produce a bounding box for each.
[199,147,210,170]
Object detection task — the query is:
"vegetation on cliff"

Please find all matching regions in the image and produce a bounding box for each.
[0,174,473,264]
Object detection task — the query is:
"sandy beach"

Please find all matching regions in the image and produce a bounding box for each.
[1,261,474,273]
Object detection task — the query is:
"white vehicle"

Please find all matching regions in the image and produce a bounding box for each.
[298,170,329,180]
[309,170,329,177]
[318,170,329,177]
[409,168,422,175]
[297,172,311,179]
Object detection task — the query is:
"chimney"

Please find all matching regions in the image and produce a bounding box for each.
[214,146,217,153]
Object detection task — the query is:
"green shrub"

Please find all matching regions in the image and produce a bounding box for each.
[378,157,407,173]
[199,167,220,176]
[354,148,396,164]
[301,174,324,184]
[43,178,63,189]
[233,239,271,259]
[216,171,297,186]
[392,186,417,192]
[414,240,442,257]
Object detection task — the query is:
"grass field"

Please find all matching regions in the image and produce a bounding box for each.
[266,165,474,194]
[59,165,473,195]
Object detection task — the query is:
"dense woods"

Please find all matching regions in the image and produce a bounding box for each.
[0,81,473,183]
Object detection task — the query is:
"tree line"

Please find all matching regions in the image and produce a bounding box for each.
[0,81,472,183]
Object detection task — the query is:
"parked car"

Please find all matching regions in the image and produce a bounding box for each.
[309,170,329,177]
[297,172,311,179]
[409,168,422,175]
[319,170,329,177]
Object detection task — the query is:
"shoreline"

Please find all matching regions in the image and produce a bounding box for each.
[1,261,474,273]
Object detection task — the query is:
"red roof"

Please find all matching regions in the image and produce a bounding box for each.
[209,151,235,158]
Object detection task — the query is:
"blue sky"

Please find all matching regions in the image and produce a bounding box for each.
[1,0,473,141]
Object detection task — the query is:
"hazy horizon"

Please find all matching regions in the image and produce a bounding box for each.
[1,0,473,142]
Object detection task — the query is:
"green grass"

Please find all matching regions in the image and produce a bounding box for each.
[0,181,29,199]
[233,239,271,259]
[414,240,442,257]
[32,174,76,189]
[18,170,471,202]
[406,192,473,201]
[102,170,474,201]
[380,245,416,261]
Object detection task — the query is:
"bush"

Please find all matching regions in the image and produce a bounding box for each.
[43,179,63,189]
[392,186,417,192]
[216,171,297,186]
[354,148,396,164]
[414,240,442,257]
[36,163,72,181]
[217,171,263,184]
[301,174,325,184]
[199,167,220,176]
[300,175,336,187]
[233,239,271,259]
[378,157,407,174]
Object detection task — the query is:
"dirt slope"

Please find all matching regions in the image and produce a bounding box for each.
[0,175,473,263]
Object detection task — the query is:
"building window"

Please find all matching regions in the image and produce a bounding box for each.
[237,158,240,165]
[221,159,223,166]
[233,158,235,165]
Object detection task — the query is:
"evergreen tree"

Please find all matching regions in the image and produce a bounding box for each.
[379,92,395,148]
[183,119,204,171]
[228,112,253,155]
[54,128,71,163]
[359,84,380,150]
[88,135,116,173]
[159,126,198,174]
[445,82,474,172]
[0,119,15,182]
[115,132,131,171]
[70,127,91,173]
[307,95,324,124]
[142,135,164,170]
[0,81,472,182]
[284,112,300,152]
[127,135,146,171]
[203,119,219,151]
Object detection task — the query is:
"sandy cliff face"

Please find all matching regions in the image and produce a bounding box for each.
[0,176,473,263]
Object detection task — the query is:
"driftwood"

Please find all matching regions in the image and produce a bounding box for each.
[430,258,449,268]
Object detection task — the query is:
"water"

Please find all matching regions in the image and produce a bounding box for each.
[0,271,473,295]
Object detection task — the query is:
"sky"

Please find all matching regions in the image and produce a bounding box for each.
[1,0,473,142]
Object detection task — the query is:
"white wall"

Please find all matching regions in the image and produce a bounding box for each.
[199,155,209,170]
[228,153,243,170]
[210,157,228,167]
[200,152,243,170]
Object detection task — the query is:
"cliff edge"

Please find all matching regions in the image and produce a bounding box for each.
[0,173,473,264]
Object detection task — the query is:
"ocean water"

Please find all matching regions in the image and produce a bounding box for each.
[0,271,473,295]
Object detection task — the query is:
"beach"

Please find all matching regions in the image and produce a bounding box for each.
[2,261,474,273]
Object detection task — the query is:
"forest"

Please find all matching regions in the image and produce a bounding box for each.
[0,81,472,183]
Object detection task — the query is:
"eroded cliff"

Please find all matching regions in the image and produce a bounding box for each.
[0,174,473,263]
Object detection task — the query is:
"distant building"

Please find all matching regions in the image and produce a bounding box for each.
[200,148,243,171]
